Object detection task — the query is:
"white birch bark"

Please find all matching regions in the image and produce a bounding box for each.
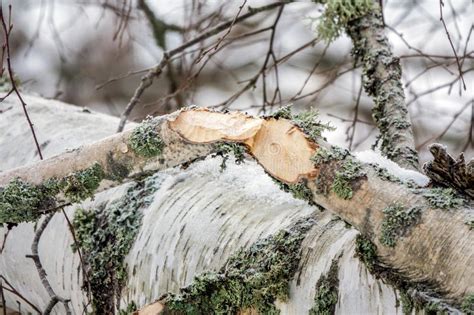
[0,95,458,314]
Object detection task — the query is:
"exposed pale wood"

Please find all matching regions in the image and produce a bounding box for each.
[135,301,164,315]
[170,109,319,183]
[168,108,263,143]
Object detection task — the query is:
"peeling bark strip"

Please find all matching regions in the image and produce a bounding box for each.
[0,108,473,302]
[345,3,419,170]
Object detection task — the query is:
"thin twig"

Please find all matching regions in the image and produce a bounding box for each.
[439,0,466,90]
[0,5,43,159]
[26,214,71,315]
[117,1,287,132]
[0,276,41,314]
[0,279,6,315]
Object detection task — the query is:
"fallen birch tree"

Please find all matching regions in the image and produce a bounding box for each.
[0,94,472,314]
[0,1,473,314]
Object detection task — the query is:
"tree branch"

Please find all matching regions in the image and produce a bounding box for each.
[1,106,472,302]
[345,2,419,170]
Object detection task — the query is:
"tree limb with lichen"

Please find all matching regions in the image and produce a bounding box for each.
[315,0,419,170]
[0,102,472,307]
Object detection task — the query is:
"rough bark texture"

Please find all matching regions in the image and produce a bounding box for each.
[1,96,472,310]
[345,4,419,170]
[1,95,418,314]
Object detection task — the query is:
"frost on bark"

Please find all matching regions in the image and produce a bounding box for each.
[0,95,472,314]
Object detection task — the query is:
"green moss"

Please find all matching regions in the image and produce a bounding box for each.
[354,234,378,273]
[399,290,414,315]
[315,0,373,42]
[276,180,315,205]
[416,187,464,209]
[379,203,422,247]
[63,162,104,202]
[424,301,448,315]
[0,178,48,225]
[0,163,105,225]
[270,105,293,120]
[213,142,246,171]
[311,146,349,165]
[269,105,334,141]
[309,258,340,315]
[73,174,161,314]
[462,293,474,315]
[292,110,335,141]
[163,218,316,314]
[370,164,401,183]
[129,117,165,157]
[332,160,365,199]
[119,301,137,315]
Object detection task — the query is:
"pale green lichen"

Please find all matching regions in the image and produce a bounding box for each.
[379,203,422,247]
[119,301,137,315]
[0,163,104,225]
[309,258,340,315]
[270,105,292,120]
[129,117,164,157]
[276,180,315,205]
[63,162,104,202]
[415,187,464,209]
[213,142,246,171]
[0,178,51,225]
[354,234,378,273]
[462,294,474,315]
[332,159,365,199]
[370,164,401,183]
[73,174,161,314]
[163,218,316,314]
[424,301,448,315]
[292,110,335,141]
[315,0,373,42]
[399,290,414,315]
[270,105,335,141]
[311,146,349,165]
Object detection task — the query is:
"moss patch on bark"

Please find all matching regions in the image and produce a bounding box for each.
[161,218,316,314]
[128,117,165,158]
[315,0,373,42]
[309,258,340,315]
[379,203,422,247]
[0,162,104,225]
[72,173,161,314]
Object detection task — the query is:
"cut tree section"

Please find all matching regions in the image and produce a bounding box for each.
[169,109,319,183]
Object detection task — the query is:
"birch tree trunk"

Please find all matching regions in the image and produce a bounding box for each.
[0,95,471,314]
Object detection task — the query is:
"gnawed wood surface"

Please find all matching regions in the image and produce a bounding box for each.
[0,95,413,314]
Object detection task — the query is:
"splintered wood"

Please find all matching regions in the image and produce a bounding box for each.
[169,108,319,183]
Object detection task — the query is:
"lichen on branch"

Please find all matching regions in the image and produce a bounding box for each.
[129,117,165,158]
[379,203,422,247]
[314,0,373,42]
[0,162,105,225]
[309,258,340,314]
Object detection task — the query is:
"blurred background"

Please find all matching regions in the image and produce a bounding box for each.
[1,0,473,163]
